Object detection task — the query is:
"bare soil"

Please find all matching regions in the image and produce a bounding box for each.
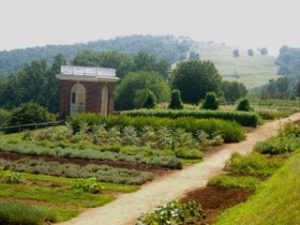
[181,186,254,224]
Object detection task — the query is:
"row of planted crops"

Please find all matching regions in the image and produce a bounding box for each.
[0,112,257,225]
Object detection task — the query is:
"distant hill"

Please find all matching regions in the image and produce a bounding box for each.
[0,35,193,75]
[0,35,279,89]
[190,43,279,89]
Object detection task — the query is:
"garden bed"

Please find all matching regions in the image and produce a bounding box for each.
[181,186,254,224]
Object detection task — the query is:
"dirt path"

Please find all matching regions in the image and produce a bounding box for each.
[57,113,300,225]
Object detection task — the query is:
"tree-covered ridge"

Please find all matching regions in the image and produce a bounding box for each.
[0,35,193,75]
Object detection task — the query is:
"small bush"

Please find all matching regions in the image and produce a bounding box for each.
[225,152,285,177]
[0,201,56,225]
[0,170,23,184]
[70,178,103,194]
[168,89,183,110]
[136,200,206,225]
[237,99,253,112]
[208,175,261,190]
[255,135,300,155]
[174,147,203,159]
[0,108,10,127]
[202,92,219,110]
[6,102,56,133]
[142,91,156,109]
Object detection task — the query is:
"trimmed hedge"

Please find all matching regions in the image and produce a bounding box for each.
[122,109,260,127]
[68,114,246,143]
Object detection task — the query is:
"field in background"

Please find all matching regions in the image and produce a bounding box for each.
[192,43,279,89]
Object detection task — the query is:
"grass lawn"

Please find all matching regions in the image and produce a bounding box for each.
[22,172,139,193]
[0,183,115,208]
[215,150,300,225]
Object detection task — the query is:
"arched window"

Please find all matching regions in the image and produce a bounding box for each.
[101,85,108,116]
[70,83,86,115]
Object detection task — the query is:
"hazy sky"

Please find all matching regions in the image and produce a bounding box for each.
[1,0,300,54]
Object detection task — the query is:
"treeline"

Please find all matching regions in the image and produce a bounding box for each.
[0,35,193,75]
[256,45,300,99]
[0,50,173,112]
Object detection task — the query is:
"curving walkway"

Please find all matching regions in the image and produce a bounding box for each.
[57,113,300,225]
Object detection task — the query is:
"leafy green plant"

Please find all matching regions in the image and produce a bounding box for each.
[136,200,206,225]
[70,178,103,194]
[0,170,23,184]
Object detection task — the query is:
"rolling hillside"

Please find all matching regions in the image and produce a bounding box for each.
[192,43,279,89]
[0,35,279,89]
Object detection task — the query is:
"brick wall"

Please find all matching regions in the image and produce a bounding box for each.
[59,80,117,119]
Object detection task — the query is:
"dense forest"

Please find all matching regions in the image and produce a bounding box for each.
[0,35,193,75]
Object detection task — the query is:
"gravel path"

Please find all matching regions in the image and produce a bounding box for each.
[57,113,300,225]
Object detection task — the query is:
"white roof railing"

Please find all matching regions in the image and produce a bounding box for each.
[60,65,116,77]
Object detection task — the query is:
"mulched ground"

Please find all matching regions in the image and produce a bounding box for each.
[0,152,171,176]
[181,186,254,224]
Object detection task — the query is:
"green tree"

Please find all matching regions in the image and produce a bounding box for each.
[73,50,135,79]
[233,49,240,57]
[115,72,170,110]
[142,91,156,109]
[222,81,247,103]
[7,102,55,127]
[168,89,184,109]
[0,54,65,113]
[260,47,268,55]
[133,51,170,80]
[236,99,253,111]
[248,49,254,57]
[201,92,219,110]
[171,60,222,104]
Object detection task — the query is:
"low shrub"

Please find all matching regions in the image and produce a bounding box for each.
[123,109,259,127]
[256,109,288,120]
[174,147,203,159]
[0,108,9,127]
[0,201,57,225]
[0,170,23,184]
[70,178,103,194]
[225,152,285,177]
[208,175,261,190]
[255,124,300,155]
[136,200,206,225]
[68,114,246,142]
[255,136,300,155]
